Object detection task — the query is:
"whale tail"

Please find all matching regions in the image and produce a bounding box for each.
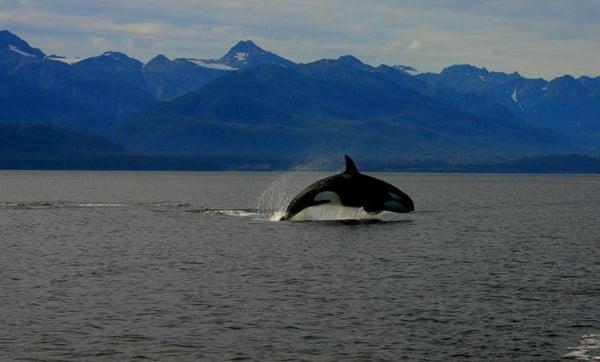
[344,155,359,175]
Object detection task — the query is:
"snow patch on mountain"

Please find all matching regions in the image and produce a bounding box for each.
[511,87,524,110]
[8,44,36,57]
[101,51,126,61]
[235,52,248,62]
[46,55,82,64]
[185,58,237,71]
[393,65,419,75]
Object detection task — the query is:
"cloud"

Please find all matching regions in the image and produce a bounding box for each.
[1,0,599,78]
[89,35,108,47]
[407,40,422,51]
[387,40,403,50]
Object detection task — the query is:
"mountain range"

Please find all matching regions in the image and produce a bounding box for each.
[1,29,598,169]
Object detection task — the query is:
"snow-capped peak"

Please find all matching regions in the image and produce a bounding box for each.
[218,40,295,69]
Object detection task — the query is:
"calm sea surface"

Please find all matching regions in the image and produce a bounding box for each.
[0,171,599,361]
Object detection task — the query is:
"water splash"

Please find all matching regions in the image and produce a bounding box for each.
[255,159,334,221]
[255,172,297,221]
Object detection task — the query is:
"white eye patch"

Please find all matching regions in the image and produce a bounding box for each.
[314,191,342,204]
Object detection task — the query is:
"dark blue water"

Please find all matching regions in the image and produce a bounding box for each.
[1,171,599,360]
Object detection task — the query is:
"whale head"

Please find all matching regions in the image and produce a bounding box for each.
[343,155,415,214]
[382,187,415,213]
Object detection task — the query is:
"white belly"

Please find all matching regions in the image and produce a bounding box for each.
[289,204,372,221]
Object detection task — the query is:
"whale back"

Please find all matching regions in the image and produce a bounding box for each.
[281,155,414,220]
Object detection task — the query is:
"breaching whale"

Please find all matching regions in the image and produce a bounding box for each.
[280,155,414,221]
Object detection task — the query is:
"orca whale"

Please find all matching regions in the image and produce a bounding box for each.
[281,155,414,221]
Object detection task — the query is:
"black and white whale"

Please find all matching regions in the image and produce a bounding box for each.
[280,155,414,221]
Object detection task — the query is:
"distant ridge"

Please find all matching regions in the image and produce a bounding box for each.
[118,61,572,161]
[1,29,599,169]
[0,124,124,156]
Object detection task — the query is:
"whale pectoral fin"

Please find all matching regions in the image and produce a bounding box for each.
[363,203,382,214]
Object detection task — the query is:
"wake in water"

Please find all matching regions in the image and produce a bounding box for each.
[0,201,189,211]
[0,201,126,209]
[0,200,411,223]
[1,158,412,223]
[188,208,260,217]
[564,334,600,360]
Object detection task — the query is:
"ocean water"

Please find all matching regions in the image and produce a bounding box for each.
[0,171,599,361]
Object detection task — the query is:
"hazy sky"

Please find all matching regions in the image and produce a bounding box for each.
[1,0,599,79]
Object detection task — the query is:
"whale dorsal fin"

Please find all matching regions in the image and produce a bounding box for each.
[344,155,359,175]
